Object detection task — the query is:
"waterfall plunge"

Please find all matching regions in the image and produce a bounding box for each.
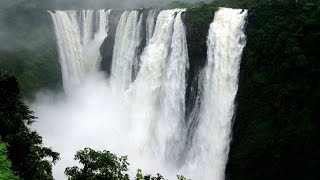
[35,7,247,180]
[49,9,111,91]
[146,10,158,43]
[185,8,248,180]
[126,9,188,163]
[111,11,143,92]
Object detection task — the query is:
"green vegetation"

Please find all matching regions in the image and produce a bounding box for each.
[184,1,320,180]
[0,72,186,180]
[66,148,188,180]
[184,3,217,119]
[0,4,62,99]
[65,148,130,180]
[0,141,19,180]
[0,73,60,179]
[228,1,320,180]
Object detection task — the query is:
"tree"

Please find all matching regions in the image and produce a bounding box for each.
[65,148,130,180]
[226,1,320,180]
[136,169,189,180]
[135,169,165,180]
[0,141,19,180]
[0,73,59,180]
[66,148,189,180]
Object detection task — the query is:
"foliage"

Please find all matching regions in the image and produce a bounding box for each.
[135,169,165,180]
[136,170,189,180]
[0,141,19,180]
[176,175,188,180]
[185,4,216,60]
[0,73,60,180]
[66,148,189,180]
[183,1,320,180]
[65,148,130,180]
[226,1,320,180]
[183,3,217,139]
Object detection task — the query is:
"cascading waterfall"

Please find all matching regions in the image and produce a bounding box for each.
[79,10,94,48]
[111,11,143,92]
[161,10,189,165]
[126,9,188,164]
[49,9,111,90]
[146,10,158,43]
[85,10,111,72]
[49,10,84,88]
[186,8,248,180]
[39,7,248,180]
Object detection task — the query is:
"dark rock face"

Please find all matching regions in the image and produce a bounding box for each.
[100,9,153,79]
[99,10,123,77]
[182,6,214,155]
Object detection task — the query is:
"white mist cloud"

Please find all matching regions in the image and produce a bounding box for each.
[31,72,129,179]
[31,72,175,179]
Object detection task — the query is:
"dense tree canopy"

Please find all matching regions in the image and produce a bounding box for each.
[227,1,320,180]
[66,148,188,180]
[0,141,19,180]
[0,73,59,180]
[183,1,320,180]
[65,148,130,180]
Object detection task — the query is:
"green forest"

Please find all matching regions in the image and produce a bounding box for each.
[1,0,319,179]
[185,1,319,179]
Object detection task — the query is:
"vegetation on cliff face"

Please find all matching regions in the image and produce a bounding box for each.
[184,4,216,129]
[184,1,320,180]
[228,1,320,180]
[0,5,62,99]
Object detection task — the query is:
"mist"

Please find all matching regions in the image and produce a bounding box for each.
[31,72,129,179]
[30,72,184,179]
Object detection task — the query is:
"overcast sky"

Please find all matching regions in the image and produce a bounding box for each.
[0,0,213,9]
[54,0,213,8]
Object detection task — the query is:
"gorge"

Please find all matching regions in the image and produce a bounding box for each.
[1,1,319,180]
[32,7,247,180]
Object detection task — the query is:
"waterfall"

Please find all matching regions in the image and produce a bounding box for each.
[111,11,143,92]
[79,10,94,48]
[161,10,189,165]
[49,9,111,91]
[85,10,111,71]
[49,10,84,89]
[40,7,248,180]
[126,10,187,161]
[146,10,158,43]
[187,8,248,180]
